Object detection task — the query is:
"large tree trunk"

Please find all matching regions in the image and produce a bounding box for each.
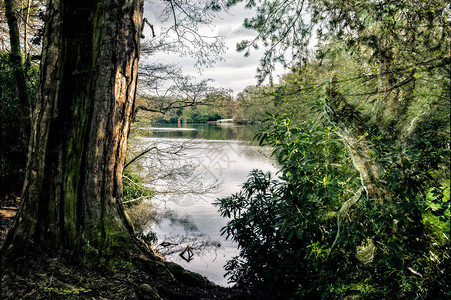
[3,0,144,263]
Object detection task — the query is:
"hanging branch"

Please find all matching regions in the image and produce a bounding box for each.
[124,146,158,170]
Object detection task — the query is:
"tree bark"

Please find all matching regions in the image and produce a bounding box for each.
[2,0,144,263]
[4,0,31,149]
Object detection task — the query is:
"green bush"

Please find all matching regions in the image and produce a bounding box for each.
[122,168,154,207]
[122,169,157,244]
[0,53,39,195]
[216,113,450,299]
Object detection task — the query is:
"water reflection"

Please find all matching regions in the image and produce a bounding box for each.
[132,122,262,142]
[129,123,278,286]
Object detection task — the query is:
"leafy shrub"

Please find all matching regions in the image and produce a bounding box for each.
[0,53,39,195]
[122,168,154,207]
[216,113,450,299]
[122,169,157,244]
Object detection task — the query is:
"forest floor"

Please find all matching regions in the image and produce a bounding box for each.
[0,196,251,299]
[0,196,19,250]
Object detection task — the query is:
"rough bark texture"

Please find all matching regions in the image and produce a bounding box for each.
[2,0,144,263]
[4,0,31,149]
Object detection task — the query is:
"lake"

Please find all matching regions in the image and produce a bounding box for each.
[128,123,278,286]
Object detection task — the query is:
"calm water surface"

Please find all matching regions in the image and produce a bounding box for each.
[129,123,278,286]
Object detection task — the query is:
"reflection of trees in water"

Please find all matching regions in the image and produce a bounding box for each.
[154,209,199,232]
[126,136,230,260]
[155,232,223,261]
[146,209,225,261]
[127,130,259,263]
[127,127,276,207]
[127,138,222,204]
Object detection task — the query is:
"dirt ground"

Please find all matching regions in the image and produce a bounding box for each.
[0,196,251,299]
[0,196,19,250]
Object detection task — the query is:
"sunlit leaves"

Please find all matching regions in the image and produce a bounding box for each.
[216,106,449,298]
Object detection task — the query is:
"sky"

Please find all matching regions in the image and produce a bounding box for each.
[142,2,284,96]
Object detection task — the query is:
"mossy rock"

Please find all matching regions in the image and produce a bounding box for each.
[137,283,162,300]
[165,262,212,287]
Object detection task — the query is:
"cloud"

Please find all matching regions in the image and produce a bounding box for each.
[217,25,256,41]
[141,2,284,95]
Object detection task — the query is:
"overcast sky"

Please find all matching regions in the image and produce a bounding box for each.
[142,2,284,95]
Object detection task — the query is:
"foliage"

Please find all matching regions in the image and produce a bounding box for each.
[0,53,39,195]
[233,85,275,124]
[227,0,450,85]
[0,0,45,56]
[122,168,154,207]
[182,95,233,122]
[147,92,235,123]
[217,110,450,298]
[216,1,450,295]
[216,113,362,298]
[122,168,157,244]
